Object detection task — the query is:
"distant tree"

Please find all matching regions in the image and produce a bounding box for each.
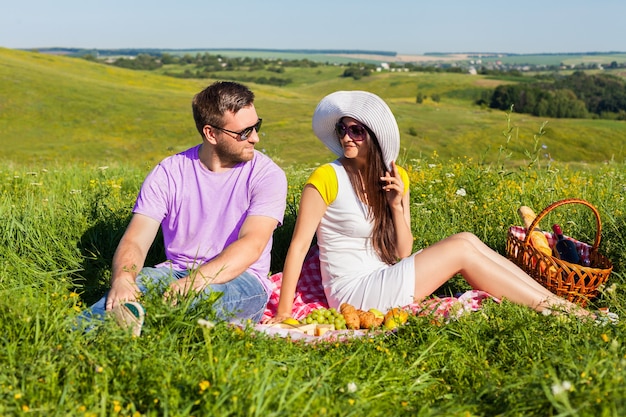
[81,54,97,62]
[160,53,177,65]
[547,89,588,118]
[490,85,517,110]
[475,90,491,107]
[180,54,195,64]
[341,66,371,80]
[488,75,602,119]
[112,54,162,70]
[267,66,285,74]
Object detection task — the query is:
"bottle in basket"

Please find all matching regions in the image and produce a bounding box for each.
[552,224,580,264]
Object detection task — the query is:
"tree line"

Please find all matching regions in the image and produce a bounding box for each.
[485,71,626,120]
[88,52,467,83]
[103,52,325,86]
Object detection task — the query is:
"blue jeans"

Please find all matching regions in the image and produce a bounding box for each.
[82,267,269,325]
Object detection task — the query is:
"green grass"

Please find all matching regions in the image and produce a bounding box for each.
[2,157,626,415]
[3,47,626,415]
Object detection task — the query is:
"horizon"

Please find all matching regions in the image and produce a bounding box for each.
[14,46,626,58]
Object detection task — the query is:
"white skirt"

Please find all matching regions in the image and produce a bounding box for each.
[323,253,418,311]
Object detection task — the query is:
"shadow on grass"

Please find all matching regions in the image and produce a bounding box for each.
[269,201,298,275]
[74,214,164,306]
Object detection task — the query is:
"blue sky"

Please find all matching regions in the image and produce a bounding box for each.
[2,0,625,54]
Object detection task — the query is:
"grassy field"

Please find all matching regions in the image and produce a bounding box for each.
[2,47,626,415]
[2,47,626,169]
[2,158,626,416]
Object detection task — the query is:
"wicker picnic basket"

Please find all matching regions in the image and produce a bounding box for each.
[505,198,613,307]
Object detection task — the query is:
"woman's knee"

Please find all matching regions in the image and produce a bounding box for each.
[451,231,479,242]
[440,233,484,265]
[445,232,479,248]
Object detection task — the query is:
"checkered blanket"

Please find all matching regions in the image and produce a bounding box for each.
[262,245,497,322]
[508,226,592,263]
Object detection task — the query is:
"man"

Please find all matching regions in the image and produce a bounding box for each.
[84,81,287,335]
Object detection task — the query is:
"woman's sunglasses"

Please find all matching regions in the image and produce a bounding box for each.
[334,122,368,141]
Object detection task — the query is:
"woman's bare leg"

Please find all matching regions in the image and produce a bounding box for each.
[412,232,589,315]
[455,232,559,297]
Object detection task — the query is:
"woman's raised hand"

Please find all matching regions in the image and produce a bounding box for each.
[380,161,404,210]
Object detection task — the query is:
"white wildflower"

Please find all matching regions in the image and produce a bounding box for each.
[551,380,572,396]
[455,188,467,197]
[606,283,617,295]
[347,382,357,393]
[198,319,216,329]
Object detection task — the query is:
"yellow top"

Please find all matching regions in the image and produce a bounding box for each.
[306,162,410,205]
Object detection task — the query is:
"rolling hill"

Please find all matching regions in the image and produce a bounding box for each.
[1,47,625,168]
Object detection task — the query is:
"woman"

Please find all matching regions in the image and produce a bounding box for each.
[268,90,588,323]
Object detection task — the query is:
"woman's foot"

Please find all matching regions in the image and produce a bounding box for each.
[540,298,595,320]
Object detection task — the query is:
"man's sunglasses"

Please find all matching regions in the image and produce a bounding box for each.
[335,122,368,141]
[209,118,262,141]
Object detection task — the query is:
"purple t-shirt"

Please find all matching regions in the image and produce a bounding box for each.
[133,145,287,294]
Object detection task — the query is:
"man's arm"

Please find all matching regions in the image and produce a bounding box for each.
[106,213,160,311]
[166,214,278,297]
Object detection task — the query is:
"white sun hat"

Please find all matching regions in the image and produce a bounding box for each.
[311,90,400,170]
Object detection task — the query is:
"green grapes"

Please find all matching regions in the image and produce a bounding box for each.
[301,307,347,330]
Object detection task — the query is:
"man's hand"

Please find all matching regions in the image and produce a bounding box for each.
[105,278,140,311]
[163,274,207,305]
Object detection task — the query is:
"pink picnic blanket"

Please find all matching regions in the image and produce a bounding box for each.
[262,245,497,323]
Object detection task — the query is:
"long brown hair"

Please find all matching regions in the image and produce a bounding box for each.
[343,127,398,265]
